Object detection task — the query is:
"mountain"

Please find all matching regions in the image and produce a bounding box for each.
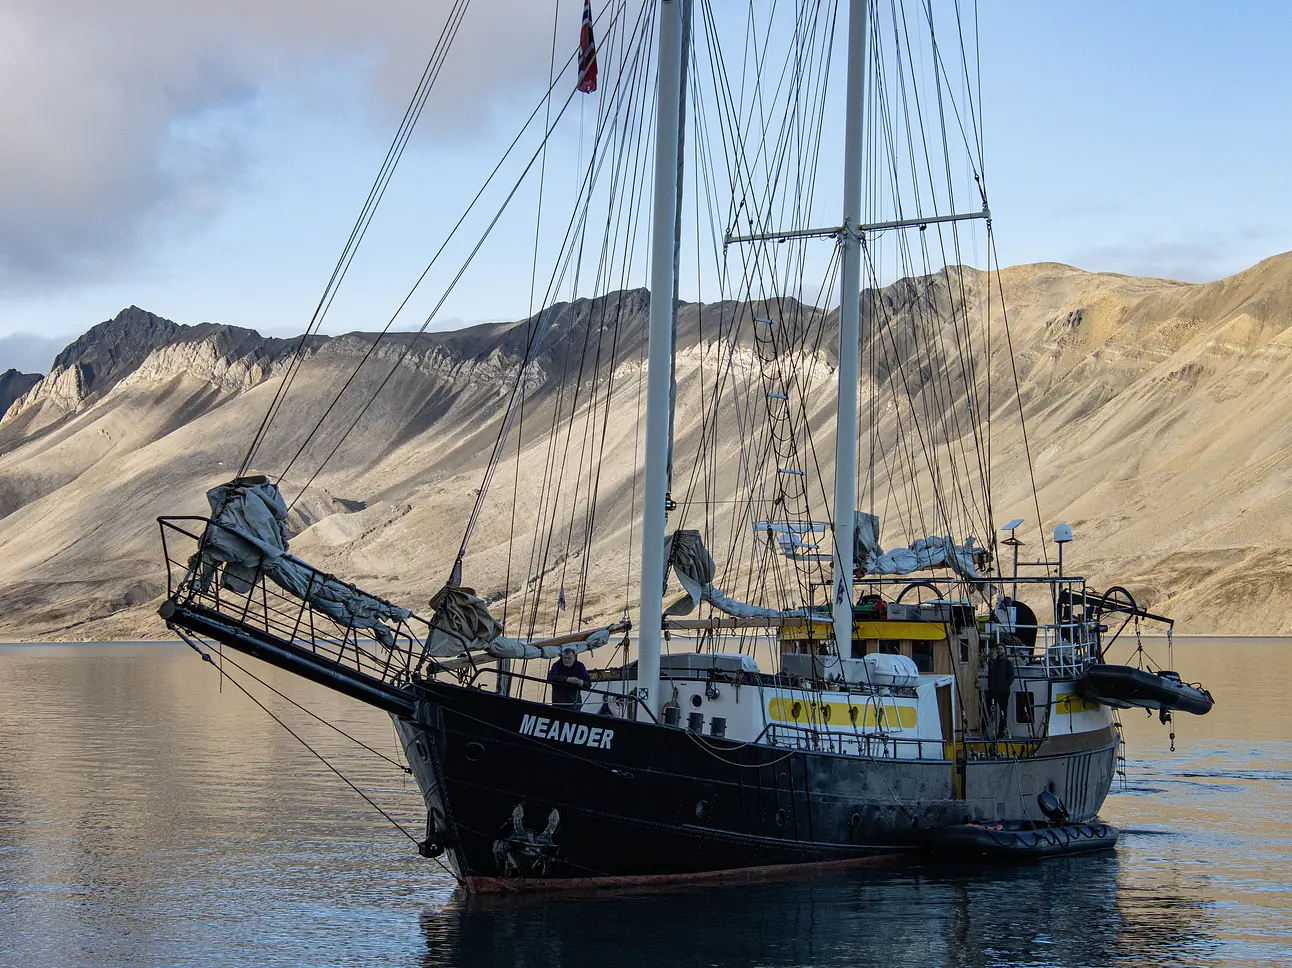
[1,254,1291,641]
[0,369,41,416]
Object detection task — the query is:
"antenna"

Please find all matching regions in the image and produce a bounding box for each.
[1001,519,1025,599]
[1054,523,1073,579]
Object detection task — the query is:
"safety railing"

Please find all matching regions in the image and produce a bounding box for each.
[1036,636,1098,679]
[158,516,437,688]
[763,723,950,760]
[465,665,660,724]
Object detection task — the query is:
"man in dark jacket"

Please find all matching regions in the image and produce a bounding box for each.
[548,647,592,709]
[987,643,1015,739]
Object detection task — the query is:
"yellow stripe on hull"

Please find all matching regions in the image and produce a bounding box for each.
[767,696,918,728]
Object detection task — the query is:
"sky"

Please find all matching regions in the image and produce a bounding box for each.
[1,1,1290,374]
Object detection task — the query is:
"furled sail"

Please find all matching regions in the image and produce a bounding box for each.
[853,512,983,579]
[424,586,609,659]
[664,529,816,619]
[200,477,411,647]
[199,477,609,660]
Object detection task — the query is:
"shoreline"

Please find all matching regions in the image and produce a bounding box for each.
[1136,634,1292,644]
[2,634,1291,648]
[0,639,186,647]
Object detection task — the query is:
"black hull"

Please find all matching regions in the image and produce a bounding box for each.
[157,597,1120,892]
[929,821,1119,859]
[1078,664,1213,716]
[397,679,1120,891]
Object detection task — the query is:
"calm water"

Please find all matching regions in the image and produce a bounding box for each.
[0,639,1288,967]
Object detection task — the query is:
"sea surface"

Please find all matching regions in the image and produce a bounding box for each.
[0,638,1288,967]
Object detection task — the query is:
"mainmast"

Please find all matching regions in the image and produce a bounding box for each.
[636,0,687,718]
[831,0,870,660]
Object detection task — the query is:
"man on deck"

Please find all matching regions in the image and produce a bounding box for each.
[547,647,592,709]
[987,643,1016,739]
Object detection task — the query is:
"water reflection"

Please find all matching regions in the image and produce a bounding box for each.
[1,640,1288,967]
[419,856,1220,968]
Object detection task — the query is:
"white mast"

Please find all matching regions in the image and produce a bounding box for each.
[636,0,686,719]
[831,0,870,660]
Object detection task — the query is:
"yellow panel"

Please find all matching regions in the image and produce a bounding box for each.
[1053,692,1101,715]
[778,620,829,641]
[854,620,946,641]
[767,696,918,729]
[779,619,946,641]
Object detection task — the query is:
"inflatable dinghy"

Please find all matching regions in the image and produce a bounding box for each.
[1077,664,1213,716]
[930,819,1119,859]
[928,791,1118,860]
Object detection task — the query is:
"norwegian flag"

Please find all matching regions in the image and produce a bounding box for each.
[577,0,598,93]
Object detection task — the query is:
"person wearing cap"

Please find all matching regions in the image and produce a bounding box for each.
[547,647,592,709]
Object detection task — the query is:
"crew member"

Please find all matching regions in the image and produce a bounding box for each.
[987,642,1015,739]
[547,646,592,709]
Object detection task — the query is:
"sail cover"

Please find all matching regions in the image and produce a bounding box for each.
[198,477,609,659]
[424,586,609,660]
[664,525,981,619]
[854,512,983,579]
[664,529,816,619]
[199,477,411,647]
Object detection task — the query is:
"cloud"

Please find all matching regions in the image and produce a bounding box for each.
[0,0,569,290]
[1070,231,1274,284]
[0,332,65,375]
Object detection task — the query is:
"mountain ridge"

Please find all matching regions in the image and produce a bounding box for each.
[2,253,1292,640]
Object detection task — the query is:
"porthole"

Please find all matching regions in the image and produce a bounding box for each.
[695,800,709,820]
[791,700,802,719]
[691,693,703,708]
[414,738,429,761]
[465,741,485,762]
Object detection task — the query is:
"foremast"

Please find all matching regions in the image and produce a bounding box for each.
[636,0,687,718]
[831,0,870,660]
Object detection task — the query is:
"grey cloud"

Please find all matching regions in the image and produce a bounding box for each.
[0,332,65,375]
[0,0,565,289]
[1070,235,1261,284]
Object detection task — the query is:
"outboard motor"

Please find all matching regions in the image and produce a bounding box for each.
[1037,790,1070,826]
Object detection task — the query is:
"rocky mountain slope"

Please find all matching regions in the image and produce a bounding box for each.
[0,369,41,416]
[2,253,1291,640]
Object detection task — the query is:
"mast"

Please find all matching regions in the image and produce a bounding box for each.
[636,0,687,718]
[831,0,870,660]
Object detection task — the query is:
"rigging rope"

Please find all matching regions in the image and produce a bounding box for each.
[181,636,462,884]
[239,0,474,478]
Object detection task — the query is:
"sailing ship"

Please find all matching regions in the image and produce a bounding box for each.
[157,0,1211,890]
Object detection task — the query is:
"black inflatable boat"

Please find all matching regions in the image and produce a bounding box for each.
[928,792,1118,860]
[1077,664,1214,716]
[930,819,1119,859]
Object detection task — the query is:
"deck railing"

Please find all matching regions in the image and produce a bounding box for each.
[158,516,438,688]
[763,723,952,760]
